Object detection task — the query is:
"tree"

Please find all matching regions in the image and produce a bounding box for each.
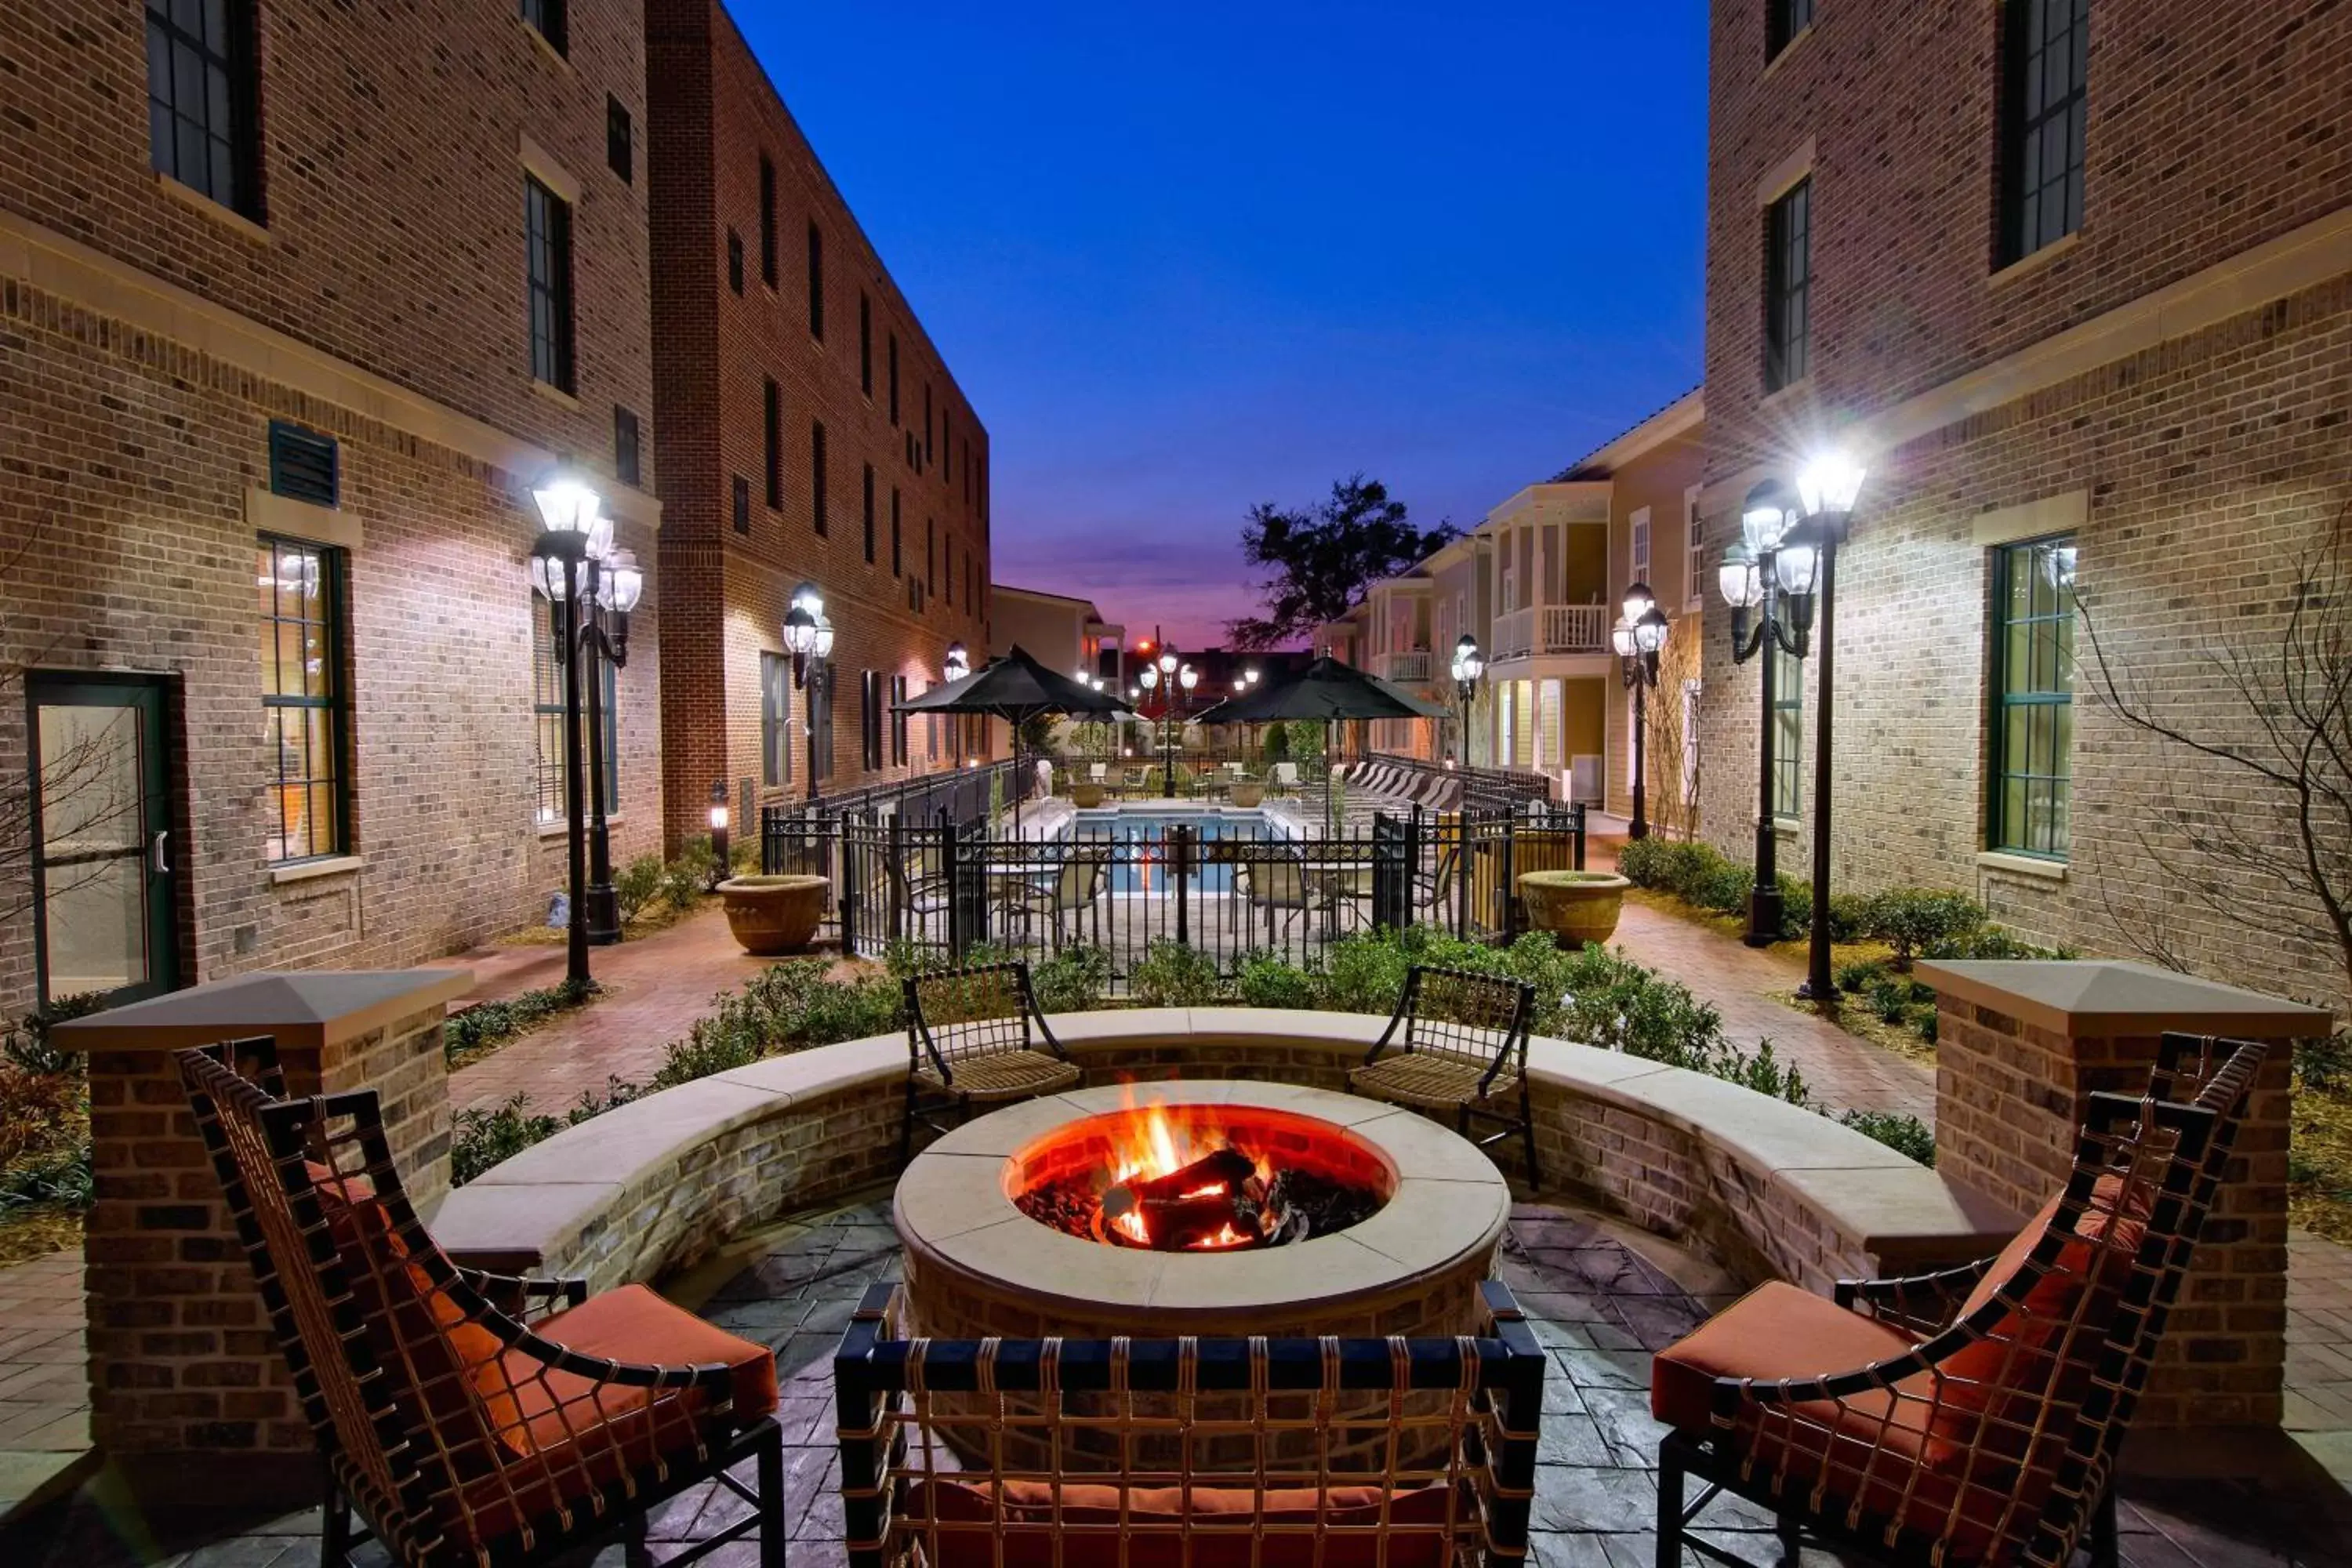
[1227,475,1457,650]
[2077,512,2352,1007]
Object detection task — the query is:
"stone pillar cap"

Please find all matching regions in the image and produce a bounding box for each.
[52,969,474,1052]
[1915,958,2332,1039]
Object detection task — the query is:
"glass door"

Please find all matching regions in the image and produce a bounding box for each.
[27,673,180,1006]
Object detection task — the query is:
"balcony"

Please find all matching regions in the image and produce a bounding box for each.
[1490,604,1610,661]
[1379,648,1433,683]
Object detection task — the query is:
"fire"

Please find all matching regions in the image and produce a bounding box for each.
[1100,1094,1268,1249]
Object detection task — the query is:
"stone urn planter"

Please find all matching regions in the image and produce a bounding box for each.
[717,874,829,956]
[1229,780,1265,808]
[1517,869,1630,946]
[1070,782,1107,808]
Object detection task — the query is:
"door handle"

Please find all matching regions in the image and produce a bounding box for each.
[150,830,170,876]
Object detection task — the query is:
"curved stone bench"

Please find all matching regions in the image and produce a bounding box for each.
[431,1007,2014,1298]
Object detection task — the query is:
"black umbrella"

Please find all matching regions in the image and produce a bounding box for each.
[1200,656,1450,831]
[895,645,1129,829]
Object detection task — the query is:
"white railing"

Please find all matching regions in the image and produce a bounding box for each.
[1489,604,1609,659]
[1380,649,1432,682]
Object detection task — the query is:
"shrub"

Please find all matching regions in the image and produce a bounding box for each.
[1863,976,1913,1025]
[1835,957,1888,994]
[1861,888,1987,969]
[615,854,666,923]
[1775,873,1813,940]
[2296,1030,2352,1093]
[795,974,903,1047]
[1918,924,2076,963]
[1839,1109,1936,1167]
[665,837,720,908]
[443,976,596,1062]
[0,1067,81,1170]
[0,1145,94,1213]
[1826,893,1871,943]
[1032,946,1113,1014]
[1235,952,1321,1011]
[1130,939,1222,1007]
[451,1095,561,1186]
[1262,723,1290,765]
[3,991,107,1076]
[1613,837,1677,889]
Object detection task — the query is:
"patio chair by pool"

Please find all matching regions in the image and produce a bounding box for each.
[1410,842,1458,918]
[902,960,1081,1163]
[1650,1033,2269,1568]
[1349,964,1539,1181]
[887,844,951,936]
[1269,760,1300,793]
[1235,844,1317,938]
[998,847,1109,946]
[176,1040,786,1568]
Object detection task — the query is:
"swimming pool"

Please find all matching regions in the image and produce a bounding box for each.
[1069,808,1293,895]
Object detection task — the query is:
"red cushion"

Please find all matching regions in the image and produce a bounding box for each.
[1651,1281,1928,1438]
[909,1479,1461,1568]
[482,1283,780,1454]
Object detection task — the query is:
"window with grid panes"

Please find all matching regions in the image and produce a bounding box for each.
[525,176,575,392]
[531,593,616,823]
[147,0,262,219]
[1765,179,1810,391]
[1770,641,1802,818]
[760,652,791,788]
[258,537,346,860]
[614,407,641,487]
[2000,0,2090,264]
[728,230,744,295]
[520,0,566,54]
[1987,535,2076,857]
[607,95,632,183]
[1766,0,1812,60]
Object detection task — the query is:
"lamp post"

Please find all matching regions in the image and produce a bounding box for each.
[1787,453,1867,1001]
[1610,586,1671,840]
[528,478,641,986]
[1717,481,1819,946]
[1450,633,1484,767]
[706,780,731,890]
[782,581,835,803]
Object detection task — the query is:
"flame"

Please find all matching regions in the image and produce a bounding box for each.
[1099,1094,1269,1249]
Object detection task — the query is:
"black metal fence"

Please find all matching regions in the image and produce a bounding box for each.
[778,801,1584,989]
[1361,753,1555,813]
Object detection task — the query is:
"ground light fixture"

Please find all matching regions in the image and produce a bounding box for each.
[1611,586,1670,840]
[944,641,970,681]
[528,474,637,984]
[1450,633,1484,766]
[707,780,731,889]
[784,581,835,802]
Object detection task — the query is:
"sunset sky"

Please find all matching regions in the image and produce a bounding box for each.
[740,2,1711,650]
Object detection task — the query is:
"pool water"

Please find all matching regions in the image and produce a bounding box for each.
[1070,809,1283,895]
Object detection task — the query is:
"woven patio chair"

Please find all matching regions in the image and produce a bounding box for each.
[998,847,1109,946]
[176,1039,785,1568]
[1348,964,1539,1181]
[902,960,1080,1163]
[835,1278,1546,1568]
[1650,1032,2270,1568]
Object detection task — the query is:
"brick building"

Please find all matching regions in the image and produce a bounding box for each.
[1694,0,2352,1008]
[646,0,990,843]
[0,0,662,1015]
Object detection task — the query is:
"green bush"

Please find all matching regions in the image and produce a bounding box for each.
[1262,723,1290,765]
[666,837,720,908]
[1826,893,1871,943]
[2296,1030,2352,1093]
[443,977,597,1062]
[1835,957,1889,994]
[1032,946,1113,1014]
[615,854,666,923]
[1130,939,1222,1007]
[1838,1109,1936,1167]
[1613,837,1678,889]
[1918,924,2076,963]
[1235,952,1321,1011]
[450,1076,642,1187]
[3,991,107,1076]
[1864,976,1913,1025]
[1861,888,1987,969]
[1775,873,1813,940]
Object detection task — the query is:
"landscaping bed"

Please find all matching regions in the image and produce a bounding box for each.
[0,995,100,1266]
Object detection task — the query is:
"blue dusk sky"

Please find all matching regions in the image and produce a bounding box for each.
[735,2,1711,651]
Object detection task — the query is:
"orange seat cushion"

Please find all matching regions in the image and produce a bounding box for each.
[1650,1280,1927,1439]
[911,1479,1460,1568]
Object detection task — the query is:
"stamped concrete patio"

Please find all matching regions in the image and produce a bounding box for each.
[10,1195,2345,1568]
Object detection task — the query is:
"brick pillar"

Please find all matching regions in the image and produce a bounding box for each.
[56,969,470,1508]
[1919,959,2321,1440]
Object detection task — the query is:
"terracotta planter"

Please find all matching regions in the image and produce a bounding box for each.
[1070,782,1106,808]
[1517,869,1630,947]
[1228,781,1265,808]
[717,874,829,956]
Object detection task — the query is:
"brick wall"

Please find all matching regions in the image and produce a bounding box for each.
[648,0,991,848]
[0,2,662,1014]
[1694,0,2352,1006]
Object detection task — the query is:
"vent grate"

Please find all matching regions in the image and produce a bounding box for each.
[268,421,339,506]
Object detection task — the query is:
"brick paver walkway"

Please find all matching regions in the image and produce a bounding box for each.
[0,1251,89,1520]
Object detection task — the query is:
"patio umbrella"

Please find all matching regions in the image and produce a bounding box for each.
[1200,656,1450,832]
[894,645,1130,832]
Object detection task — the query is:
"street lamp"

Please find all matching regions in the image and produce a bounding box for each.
[1137,662,1167,794]
[784,581,835,802]
[1450,633,1484,767]
[706,780,731,890]
[1787,452,1867,1000]
[1611,583,1671,841]
[944,641,971,681]
[528,475,639,986]
[1719,483,1809,946]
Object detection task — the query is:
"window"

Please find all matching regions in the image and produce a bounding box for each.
[891,488,902,575]
[810,421,828,536]
[943,539,953,607]
[258,536,346,861]
[1631,506,1652,583]
[763,379,782,508]
[524,176,575,393]
[810,673,834,784]
[758,156,778,286]
[1770,642,1802,818]
[942,410,953,486]
[1766,0,1812,60]
[532,593,618,824]
[1765,178,1810,392]
[806,221,825,339]
[614,407,641,487]
[924,384,934,463]
[860,294,873,396]
[1988,535,2077,858]
[728,230,744,295]
[1685,487,1705,610]
[862,464,877,564]
[606,95,633,183]
[887,333,900,426]
[862,670,883,771]
[1681,680,1702,808]
[267,422,339,507]
[891,675,909,765]
[521,0,567,54]
[964,440,973,506]
[2000,0,2090,264]
[927,518,935,595]
[147,0,261,219]
[760,653,792,788]
[732,474,750,535]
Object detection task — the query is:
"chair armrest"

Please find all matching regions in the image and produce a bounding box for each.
[458,1269,590,1323]
[1833,1255,1996,1335]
